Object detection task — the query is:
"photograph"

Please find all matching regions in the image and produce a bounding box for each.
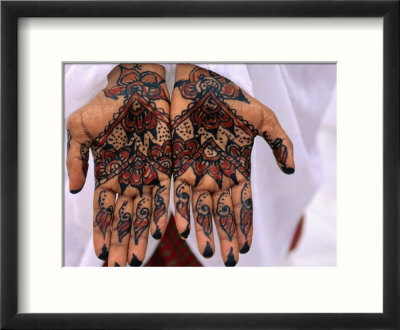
[64,63,337,267]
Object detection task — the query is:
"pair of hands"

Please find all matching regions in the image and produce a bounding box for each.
[66,63,294,267]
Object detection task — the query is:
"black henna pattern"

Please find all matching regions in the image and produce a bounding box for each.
[239,182,252,240]
[116,201,132,242]
[153,185,166,239]
[175,182,190,222]
[133,197,150,245]
[80,142,90,178]
[94,190,114,239]
[262,132,294,174]
[195,192,213,238]
[67,129,71,154]
[216,192,235,241]
[172,67,257,188]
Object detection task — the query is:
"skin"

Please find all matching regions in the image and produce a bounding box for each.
[171,64,295,266]
[66,64,171,267]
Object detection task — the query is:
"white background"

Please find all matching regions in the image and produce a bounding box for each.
[18,18,382,313]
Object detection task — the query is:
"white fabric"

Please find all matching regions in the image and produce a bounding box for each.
[64,63,336,266]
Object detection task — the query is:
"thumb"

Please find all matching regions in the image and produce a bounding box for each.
[258,103,295,175]
[66,110,91,193]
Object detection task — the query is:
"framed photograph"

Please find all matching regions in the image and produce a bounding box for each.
[1,1,398,329]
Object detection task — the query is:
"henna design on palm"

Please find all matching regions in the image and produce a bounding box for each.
[170,65,295,265]
[92,64,171,195]
[116,201,132,242]
[95,190,114,238]
[172,67,256,188]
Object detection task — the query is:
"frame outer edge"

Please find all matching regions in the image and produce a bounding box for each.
[1,2,18,330]
[383,1,400,328]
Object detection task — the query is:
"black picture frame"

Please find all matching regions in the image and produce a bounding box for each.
[1,1,399,329]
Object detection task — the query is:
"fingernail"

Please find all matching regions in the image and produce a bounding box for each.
[180,226,190,239]
[239,241,250,254]
[129,253,143,267]
[281,167,295,175]
[70,187,83,194]
[97,244,108,261]
[202,241,214,258]
[152,227,162,240]
[224,247,237,267]
[114,262,120,267]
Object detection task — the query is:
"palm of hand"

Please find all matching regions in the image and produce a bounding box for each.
[171,66,294,266]
[67,64,171,266]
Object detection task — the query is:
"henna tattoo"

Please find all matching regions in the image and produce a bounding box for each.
[176,182,190,221]
[239,183,252,241]
[133,198,150,245]
[174,67,249,104]
[129,253,142,267]
[98,243,109,261]
[172,67,256,188]
[195,192,212,238]
[152,185,166,239]
[67,129,71,154]
[225,246,236,267]
[216,192,235,241]
[203,241,213,258]
[116,201,132,243]
[80,142,90,177]
[263,132,294,174]
[93,64,172,195]
[94,190,114,239]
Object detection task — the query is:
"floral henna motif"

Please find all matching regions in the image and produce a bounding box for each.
[174,66,249,103]
[172,67,256,188]
[101,64,169,144]
[95,190,114,239]
[133,198,150,245]
[195,192,213,238]
[216,192,235,241]
[116,201,132,242]
[92,64,172,195]
[239,183,252,240]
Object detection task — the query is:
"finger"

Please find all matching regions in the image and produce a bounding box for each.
[127,195,151,267]
[231,181,253,254]
[108,196,133,267]
[66,111,91,194]
[191,191,215,259]
[174,180,191,239]
[93,188,116,261]
[259,105,295,174]
[212,191,239,266]
[150,181,170,240]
